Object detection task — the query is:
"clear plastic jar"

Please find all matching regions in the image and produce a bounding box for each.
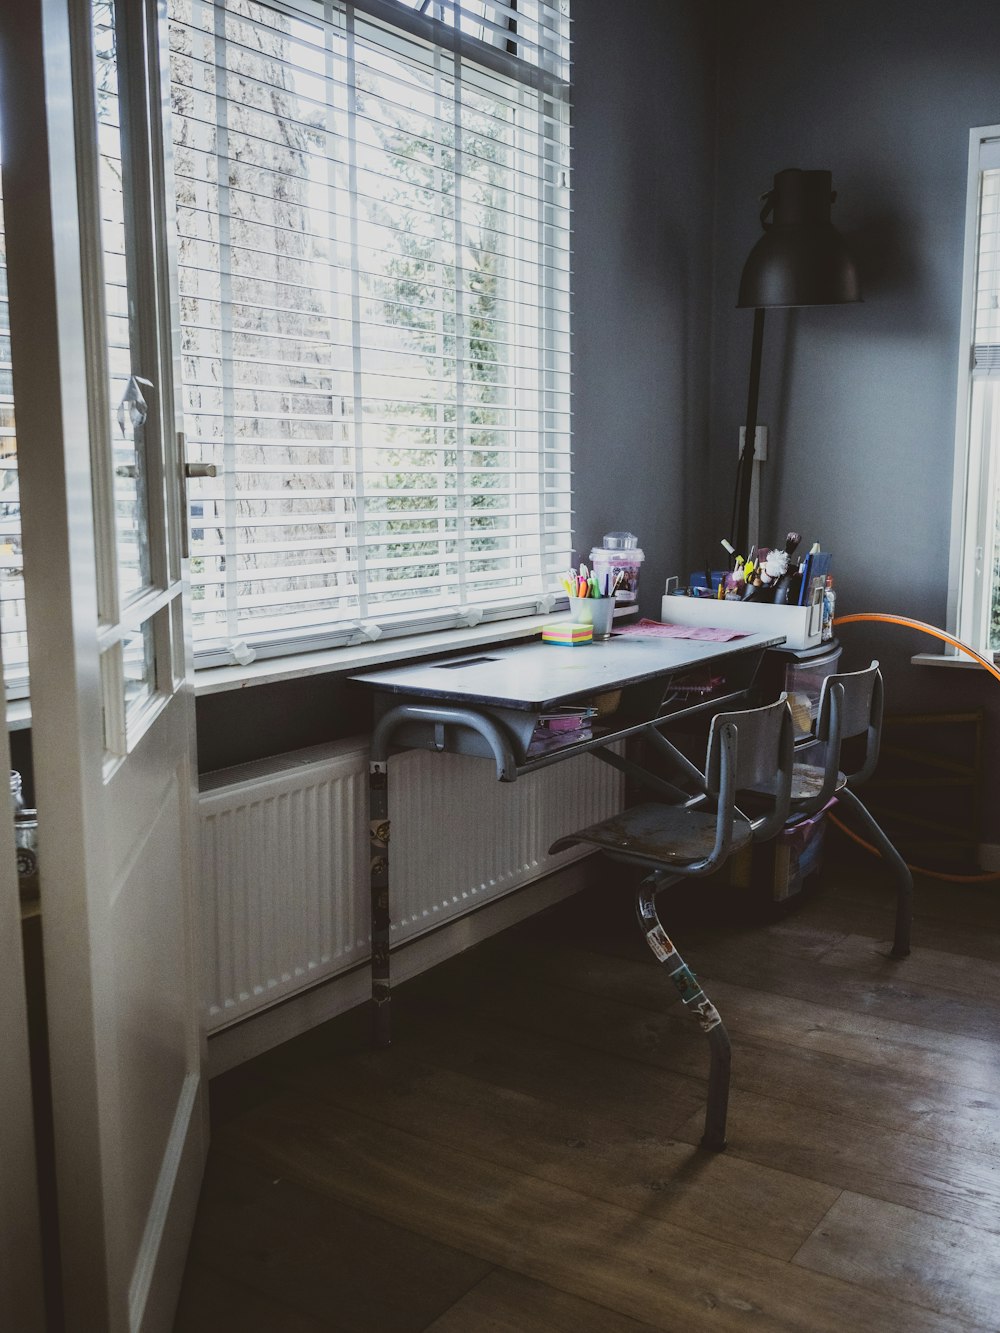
[590,531,645,605]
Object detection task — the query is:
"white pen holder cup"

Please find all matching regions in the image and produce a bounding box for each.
[569,596,615,640]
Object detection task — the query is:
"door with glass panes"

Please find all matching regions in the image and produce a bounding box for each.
[1,0,205,1328]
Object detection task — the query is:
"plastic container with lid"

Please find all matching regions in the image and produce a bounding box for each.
[590,532,644,606]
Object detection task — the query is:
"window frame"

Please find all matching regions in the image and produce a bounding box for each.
[948,125,1000,659]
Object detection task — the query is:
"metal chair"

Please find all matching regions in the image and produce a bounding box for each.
[549,695,795,1151]
[763,660,911,958]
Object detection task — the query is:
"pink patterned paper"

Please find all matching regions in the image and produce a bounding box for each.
[614,618,747,642]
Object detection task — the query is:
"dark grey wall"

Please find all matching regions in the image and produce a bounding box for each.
[196,0,720,772]
[571,0,718,615]
[711,0,1000,832]
[201,0,1000,847]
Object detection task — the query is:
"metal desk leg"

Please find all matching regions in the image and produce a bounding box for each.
[366,704,516,1048]
[369,759,392,1046]
[838,786,912,959]
[636,881,731,1151]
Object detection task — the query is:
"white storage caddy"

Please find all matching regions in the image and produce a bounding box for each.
[661,580,824,650]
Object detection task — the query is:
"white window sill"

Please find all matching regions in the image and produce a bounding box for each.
[4,608,640,719]
[6,699,32,731]
[910,651,997,669]
[193,613,566,697]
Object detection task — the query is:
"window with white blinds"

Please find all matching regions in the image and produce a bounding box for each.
[168,0,572,667]
[952,131,1000,654]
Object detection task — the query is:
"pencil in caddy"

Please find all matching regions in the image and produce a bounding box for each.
[561,565,617,640]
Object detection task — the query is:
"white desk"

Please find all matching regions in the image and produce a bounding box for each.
[351,629,784,1042]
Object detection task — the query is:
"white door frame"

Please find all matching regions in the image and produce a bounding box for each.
[1,1,206,1327]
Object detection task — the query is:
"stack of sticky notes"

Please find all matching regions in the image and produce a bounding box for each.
[541,621,592,646]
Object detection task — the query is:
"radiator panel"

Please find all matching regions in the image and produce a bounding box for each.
[199,740,623,1029]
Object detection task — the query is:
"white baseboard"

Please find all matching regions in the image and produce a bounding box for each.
[132,1072,206,1333]
[207,856,598,1077]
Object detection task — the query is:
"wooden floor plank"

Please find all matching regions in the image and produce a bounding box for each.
[670,1086,1000,1239]
[179,846,1000,1331]
[178,1151,491,1333]
[425,1269,664,1333]
[820,843,1000,935]
[476,873,1000,1029]
[265,1030,839,1263]
[415,949,1000,1162]
[213,1092,980,1333]
[468,933,1000,1099]
[779,864,1000,963]
[408,954,1000,1234]
[818,933,1000,1001]
[173,1263,334,1332]
[793,1191,1000,1329]
[663,929,1000,1044]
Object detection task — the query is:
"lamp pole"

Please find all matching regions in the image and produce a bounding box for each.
[734,306,765,558]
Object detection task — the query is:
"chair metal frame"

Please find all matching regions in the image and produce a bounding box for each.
[550,695,795,1150]
[782,660,911,958]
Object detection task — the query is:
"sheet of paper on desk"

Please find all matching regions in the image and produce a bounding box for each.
[616,618,748,642]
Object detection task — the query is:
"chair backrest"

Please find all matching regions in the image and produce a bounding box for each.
[815,659,883,786]
[703,694,795,853]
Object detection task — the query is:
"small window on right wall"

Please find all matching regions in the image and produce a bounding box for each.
[951,127,1000,656]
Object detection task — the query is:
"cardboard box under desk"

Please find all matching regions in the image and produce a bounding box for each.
[661,583,824,649]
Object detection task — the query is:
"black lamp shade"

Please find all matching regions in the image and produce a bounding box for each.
[737,169,861,308]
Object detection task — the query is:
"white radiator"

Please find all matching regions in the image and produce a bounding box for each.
[198,738,623,1031]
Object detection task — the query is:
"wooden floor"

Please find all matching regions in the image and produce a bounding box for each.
[174,840,1000,1332]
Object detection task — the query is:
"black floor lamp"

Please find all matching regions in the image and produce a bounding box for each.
[732,169,862,557]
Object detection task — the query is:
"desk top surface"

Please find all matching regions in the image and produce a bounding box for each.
[350,630,784,711]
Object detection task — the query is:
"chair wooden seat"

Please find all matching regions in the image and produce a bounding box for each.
[757,760,847,804]
[551,801,755,868]
[790,761,845,802]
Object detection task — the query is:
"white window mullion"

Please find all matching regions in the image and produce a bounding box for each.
[449,48,469,608]
[547,90,572,581]
[527,90,544,586]
[539,93,565,583]
[212,1,240,648]
[324,2,356,622]
[425,43,449,610]
[345,8,371,619]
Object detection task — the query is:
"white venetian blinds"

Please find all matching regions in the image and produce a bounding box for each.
[168,0,572,665]
[973,142,1000,372]
[0,177,25,697]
